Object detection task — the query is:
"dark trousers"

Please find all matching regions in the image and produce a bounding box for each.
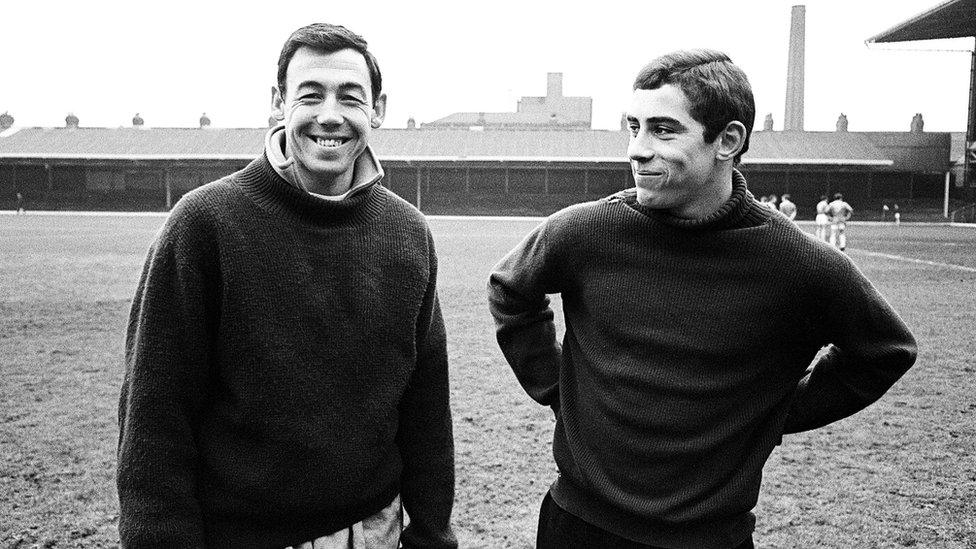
[537,492,754,549]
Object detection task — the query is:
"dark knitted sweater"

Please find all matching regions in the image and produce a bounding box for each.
[488,170,916,549]
[118,154,456,548]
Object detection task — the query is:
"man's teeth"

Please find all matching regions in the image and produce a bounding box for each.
[316,137,344,147]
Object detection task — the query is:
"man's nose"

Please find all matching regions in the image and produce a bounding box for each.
[627,136,654,162]
[313,98,344,126]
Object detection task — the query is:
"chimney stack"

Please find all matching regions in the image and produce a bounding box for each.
[910,113,924,132]
[65,113,80,129]
[836,113,848,132]
[547,72,563,98]
[784,5,805,131]
[0,112,13,130]
[199,112,211,128]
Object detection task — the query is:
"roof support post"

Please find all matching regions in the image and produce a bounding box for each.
[164,168,172,210]
[504,167,510,194]
[415,167,423,212]
[966,47,976,188]
[945,171,952,217]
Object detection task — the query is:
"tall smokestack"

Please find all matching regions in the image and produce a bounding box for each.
[784,5,805,131]
[547,72,563,98]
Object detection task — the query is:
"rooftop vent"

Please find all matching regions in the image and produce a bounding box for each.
[910,113,924,133]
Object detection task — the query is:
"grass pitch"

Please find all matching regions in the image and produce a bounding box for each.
[1,213,974,548]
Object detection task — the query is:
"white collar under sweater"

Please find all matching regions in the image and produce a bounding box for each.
[263,125,384,201]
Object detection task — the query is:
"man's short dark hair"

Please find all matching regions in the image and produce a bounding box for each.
[633,49,755,165]
[277,23,383,104]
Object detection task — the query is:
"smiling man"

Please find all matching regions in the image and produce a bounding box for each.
[118,24,456,549]
[488,49,916,549]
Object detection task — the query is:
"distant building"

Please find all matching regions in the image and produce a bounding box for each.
[422,72,592,130]
[0,120,958,215]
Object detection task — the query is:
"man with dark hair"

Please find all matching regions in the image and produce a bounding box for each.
[118,23,456,549]
[488,49,916,549]
[827,192,854,250]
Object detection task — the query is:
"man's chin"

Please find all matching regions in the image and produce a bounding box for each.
[635,188,660,207]
[295,160,355,183]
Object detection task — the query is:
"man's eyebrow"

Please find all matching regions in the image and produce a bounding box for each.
[337,82,367,95]
[293,81,367,94]
[294,80,324,90]
[642,116,685,128]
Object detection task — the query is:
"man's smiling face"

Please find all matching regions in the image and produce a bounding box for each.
[626,84,726,218]
[274,46,385,193]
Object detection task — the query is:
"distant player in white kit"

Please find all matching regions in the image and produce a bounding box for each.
[778,193,797,221]
[815,194,830,242]
[827,193,853,251]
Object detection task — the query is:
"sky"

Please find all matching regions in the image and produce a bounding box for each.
[1,0,973,133]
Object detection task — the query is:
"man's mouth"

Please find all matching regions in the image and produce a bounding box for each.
[313,136,349,148]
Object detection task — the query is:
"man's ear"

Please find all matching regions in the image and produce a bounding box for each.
[370,93,388,128]
[716,121,747,162]
[270,86,285,122]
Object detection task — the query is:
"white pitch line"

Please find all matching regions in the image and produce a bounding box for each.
[852,249,976,273]
[0,210,169,217]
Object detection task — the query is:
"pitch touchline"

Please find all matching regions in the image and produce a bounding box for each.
[852,249,976,273]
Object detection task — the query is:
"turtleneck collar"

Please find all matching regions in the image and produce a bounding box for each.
[622,169,770,231]
[263,125,384,201]
[233,152,388,228]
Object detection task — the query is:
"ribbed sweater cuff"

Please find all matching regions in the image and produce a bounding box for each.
[549,477,755,549]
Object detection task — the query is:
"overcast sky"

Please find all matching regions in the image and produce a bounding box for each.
[1,0,973,132]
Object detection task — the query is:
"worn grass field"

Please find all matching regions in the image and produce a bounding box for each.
[1,213,974,548]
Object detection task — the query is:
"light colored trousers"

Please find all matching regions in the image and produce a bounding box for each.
[286,495,402,549]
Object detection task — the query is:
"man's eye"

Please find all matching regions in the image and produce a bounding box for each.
[298,94,322,102]
[627,124,639,135]
[341,95,366,104]
[653,126,675,136]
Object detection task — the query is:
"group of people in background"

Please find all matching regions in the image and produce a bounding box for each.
[762,192,852,250]
[815,193,854,250]
[759,193,797,220]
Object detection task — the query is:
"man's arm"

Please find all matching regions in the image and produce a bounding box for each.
[117,207,217,547]
[783,257,917,433]
[398,233,457,549]
[487,220,564,410]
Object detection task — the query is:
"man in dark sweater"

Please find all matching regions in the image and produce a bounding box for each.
[117,24,456,549]
[488,50,916,549]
